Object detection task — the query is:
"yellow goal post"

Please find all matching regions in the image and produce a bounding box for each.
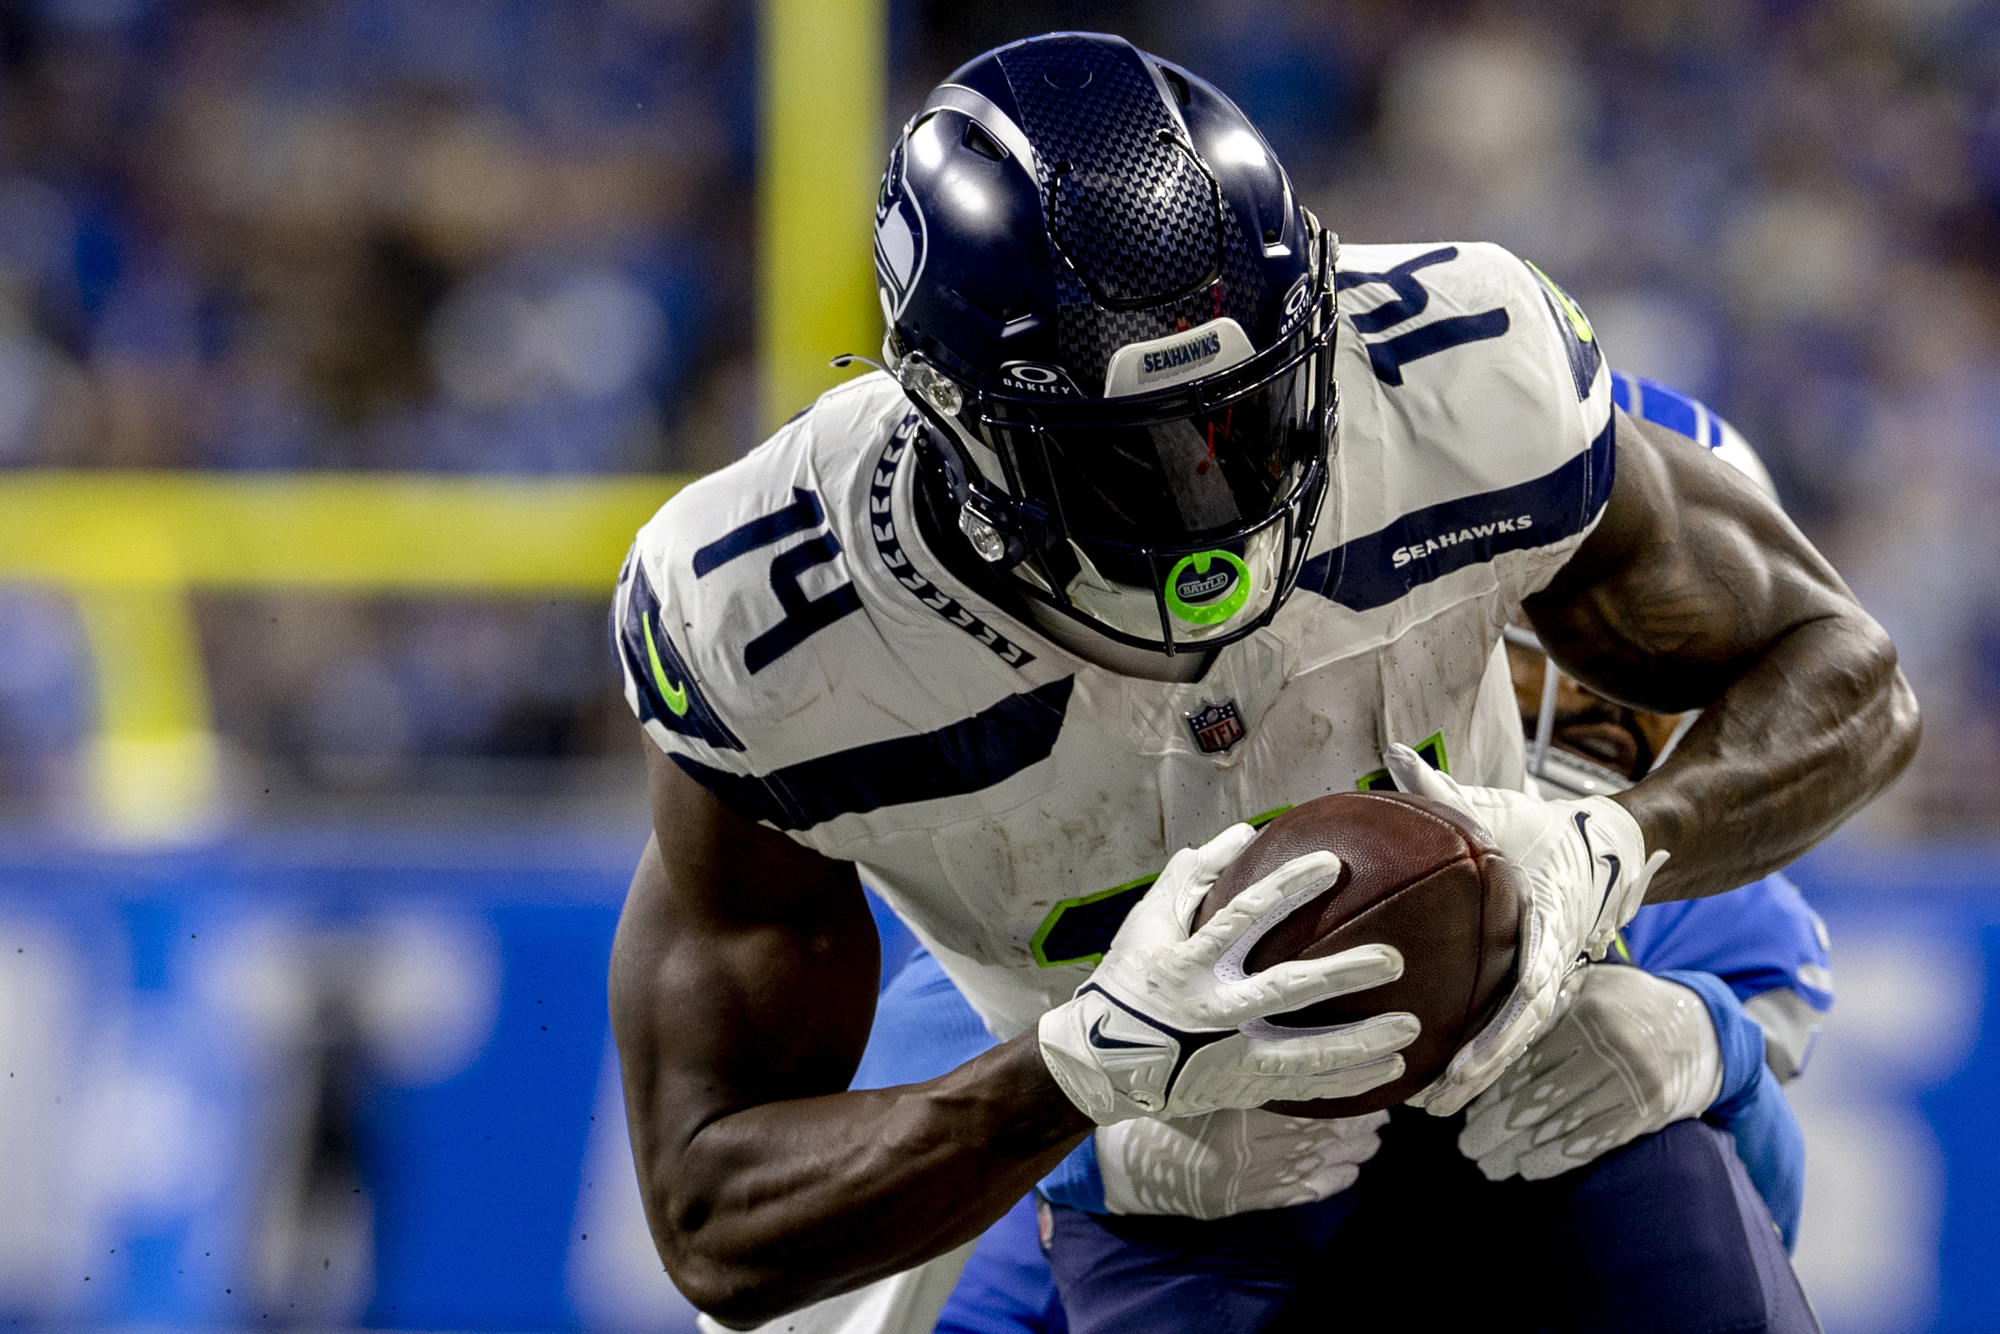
[1,0,885,843]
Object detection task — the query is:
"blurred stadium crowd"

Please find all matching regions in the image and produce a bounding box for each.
[0,0,1995,833]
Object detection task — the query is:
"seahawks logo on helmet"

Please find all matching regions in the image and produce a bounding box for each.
[875,138,928,321]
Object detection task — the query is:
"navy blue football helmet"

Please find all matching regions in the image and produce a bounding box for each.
[874,32,1338,655]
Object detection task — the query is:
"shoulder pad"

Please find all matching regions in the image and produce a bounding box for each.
[1300,243,1614,614]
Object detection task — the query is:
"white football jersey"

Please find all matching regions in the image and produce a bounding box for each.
[615,241,1614,1040]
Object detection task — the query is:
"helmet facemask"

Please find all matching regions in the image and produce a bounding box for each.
[891,227,1340,658]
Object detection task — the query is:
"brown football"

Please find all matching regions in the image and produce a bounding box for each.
[1190,790,1522,1117]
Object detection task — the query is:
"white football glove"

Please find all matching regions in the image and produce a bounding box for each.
[1383,744,1668,1116]
[1459,963,1721,1180]
[1038,823,1420,1125]
[1098,1107,1388,1219]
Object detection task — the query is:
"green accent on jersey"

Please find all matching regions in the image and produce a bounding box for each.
[1612,932,1634,964]
[1357,730,1449,791]
[1525,260,1594,345]
[1030,804,1299,967]
[1164,549,1252,625]
[1030,875,1157,968]
[642,613,690,717]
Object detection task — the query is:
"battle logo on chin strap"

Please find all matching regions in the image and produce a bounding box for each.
[1165,549,1252,625]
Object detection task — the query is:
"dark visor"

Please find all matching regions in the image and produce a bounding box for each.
[988,354,1320,558]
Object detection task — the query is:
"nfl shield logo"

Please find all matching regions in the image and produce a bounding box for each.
[1186,700,1246,754]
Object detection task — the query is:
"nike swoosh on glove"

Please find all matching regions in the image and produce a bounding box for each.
[1098,1107,1388,1219]
[1383,744,1668,1117]
[1459,963,1721,1180]
[1038,823,1420,1125]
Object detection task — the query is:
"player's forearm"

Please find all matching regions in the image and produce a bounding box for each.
[642,1034,1089,1327]
[1616,611,1919,901]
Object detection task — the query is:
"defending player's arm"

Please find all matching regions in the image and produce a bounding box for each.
[1384,389,1911,1116]
[1529,407,1921,902]
[1466,560,1830,1237]
[615,746,1415,1325]
[1457,957,1811,1250]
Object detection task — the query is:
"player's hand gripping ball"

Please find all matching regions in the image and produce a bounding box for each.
[1191,790,1525,1116]
[1037,823,1420,1126]
[1382,744,1669,1116]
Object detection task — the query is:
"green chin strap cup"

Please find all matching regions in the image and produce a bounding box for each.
[1164,550,1253,625]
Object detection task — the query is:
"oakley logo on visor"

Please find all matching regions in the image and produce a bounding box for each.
[1282,274,1313,328]
[1000,360,1083,396]
[1103,316,1255,397]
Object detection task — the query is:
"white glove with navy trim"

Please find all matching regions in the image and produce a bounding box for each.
[1459,963,1721,1180]
[1098,1107,1388,1218]
[1038,823,1420,1125]
[1383,745,1668,1117]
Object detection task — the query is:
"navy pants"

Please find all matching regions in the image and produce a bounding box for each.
[1045,1110,1820,1334]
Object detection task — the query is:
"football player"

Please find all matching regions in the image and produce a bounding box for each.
[607,33,1914,1334]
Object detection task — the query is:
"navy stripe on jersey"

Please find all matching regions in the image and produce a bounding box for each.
[671,677,1075,831]
[870,417,1036,670]
[693,487,826,577]
[616,554,744,750]
[1300,415,1614,611]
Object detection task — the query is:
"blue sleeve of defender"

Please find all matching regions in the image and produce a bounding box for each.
[1658,969,1806,1251]
[1611,370,1725,448]
[1037,1137,1106,1213]
[1714,1066,1806,1254]
[1622,873,1833,1012]
[849,948,998,1090]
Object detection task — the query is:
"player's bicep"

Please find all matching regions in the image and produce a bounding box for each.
[612,743,878,1157]
[1524,407,1857,713]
